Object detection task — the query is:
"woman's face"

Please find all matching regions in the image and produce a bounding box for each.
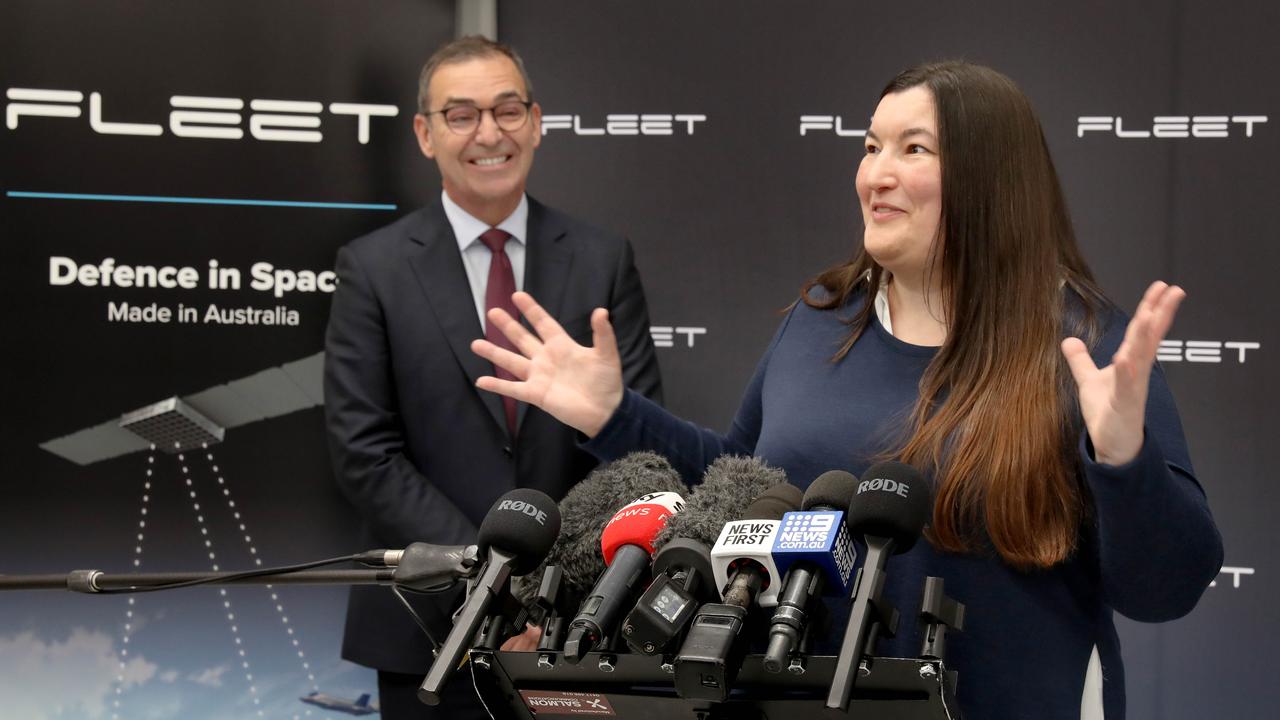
[856,85,943,281]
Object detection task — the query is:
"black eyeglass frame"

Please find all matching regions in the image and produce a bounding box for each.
[422,100,534,135]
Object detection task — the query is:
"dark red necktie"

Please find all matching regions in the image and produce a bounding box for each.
[480,228,519,437]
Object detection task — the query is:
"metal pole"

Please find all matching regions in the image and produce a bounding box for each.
[455,0,497,40]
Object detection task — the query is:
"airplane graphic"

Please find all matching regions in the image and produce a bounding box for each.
[300,691,379,715]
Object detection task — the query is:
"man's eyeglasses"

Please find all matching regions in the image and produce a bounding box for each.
[424,100,533,135]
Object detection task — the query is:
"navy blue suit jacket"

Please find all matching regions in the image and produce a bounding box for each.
[324,197,662,672]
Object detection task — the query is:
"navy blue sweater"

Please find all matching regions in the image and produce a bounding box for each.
[585,291,1222,720]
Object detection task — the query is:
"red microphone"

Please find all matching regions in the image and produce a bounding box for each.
[564,491,685,662]
[601,491,685,563]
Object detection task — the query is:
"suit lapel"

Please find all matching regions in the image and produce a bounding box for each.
[406,203,511,437]
[519,198,573,430]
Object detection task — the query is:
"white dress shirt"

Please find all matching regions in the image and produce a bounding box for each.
[440,190,528,328]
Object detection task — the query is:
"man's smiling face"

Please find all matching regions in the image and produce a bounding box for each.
[414,54,542,224]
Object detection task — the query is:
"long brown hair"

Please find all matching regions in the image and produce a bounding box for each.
[804,61,1108,569]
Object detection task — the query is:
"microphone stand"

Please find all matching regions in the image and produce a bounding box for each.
[0,543,479,594]
[0,568,393,592]
[827,534,901,711]
[0,552,964,717]
[418,547,518,705]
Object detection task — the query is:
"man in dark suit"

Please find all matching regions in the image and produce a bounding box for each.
[323,36,662,719]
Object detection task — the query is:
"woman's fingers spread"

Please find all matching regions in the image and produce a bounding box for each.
[1123,282,1186,366]
[1060,337,1097,387]
[512,291,570,342]
[1120,282,1165,355]
[1149,285,1186,344]
[488,306,543,357]
[471,339,532,380]
[590,308,620,362]
[475,375,538,404]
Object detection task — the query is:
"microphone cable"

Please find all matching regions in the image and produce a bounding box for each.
[86,553,458,650]
[390,584,443,652]
[90,553,378,594]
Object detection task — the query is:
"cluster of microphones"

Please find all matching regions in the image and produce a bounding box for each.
[404,452,963,710]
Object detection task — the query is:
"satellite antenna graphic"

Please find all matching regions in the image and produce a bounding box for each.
[38,351,323,464]
[32,351,330,719]
[120,397,226,451]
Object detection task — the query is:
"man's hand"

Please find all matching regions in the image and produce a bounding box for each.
[499,623,543,652]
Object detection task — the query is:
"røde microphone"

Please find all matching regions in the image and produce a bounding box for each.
[561,490,686,663]
[418,488,561,706]
[763,470,860,672]
[622,455,789,655]
[826,461,932,711]
[675,483,802,702]
[512,452,685,612]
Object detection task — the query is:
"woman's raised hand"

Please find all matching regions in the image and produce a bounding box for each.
[1061,281,1186,466]
[470,292,625,438]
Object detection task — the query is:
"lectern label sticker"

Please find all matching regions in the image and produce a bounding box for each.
[519,690,616,716]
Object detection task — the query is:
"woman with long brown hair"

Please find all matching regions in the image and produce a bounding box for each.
[471,61,1221,720]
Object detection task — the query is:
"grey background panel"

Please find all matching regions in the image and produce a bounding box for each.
[40,353,326,462]
[505,2,1273,719]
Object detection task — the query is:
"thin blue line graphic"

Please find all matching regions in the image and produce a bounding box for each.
[7,191,396,211]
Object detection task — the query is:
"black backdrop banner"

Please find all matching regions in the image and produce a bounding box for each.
[2,2,1274,719]
[1,1,453,717]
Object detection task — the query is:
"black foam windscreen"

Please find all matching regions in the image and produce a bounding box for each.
[512,452,685,605]
[744,483,804,520]
[654,454,790,549]
[477,488,562,575]
[844,461,932,552]
[802,470,860,511]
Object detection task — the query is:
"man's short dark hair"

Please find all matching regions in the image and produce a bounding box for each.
[417,35,535,114]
